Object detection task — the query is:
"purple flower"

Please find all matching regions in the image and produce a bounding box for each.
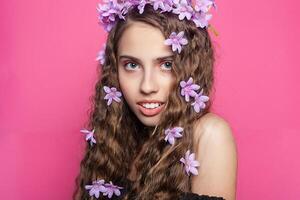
[164,126,184,145]
[123,0,147,14]
[80,128,96,146]
[96,0,217,32]
[85,179,107,198]
[124,0,141,7]
[137,0,148,14]
[194,0,214,13]
[103,86,122,106]
[172,0,194,20]
[102,181,124,199]
[97,0,126,32]
[180,150,200,176]
[164,31,188,53]
[150,0,174,13]
[96,44,106,65]
[180,77,200,102]
[192,10,212,28]
[191,88,209,113]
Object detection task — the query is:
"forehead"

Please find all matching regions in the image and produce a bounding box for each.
[117,22,172,58]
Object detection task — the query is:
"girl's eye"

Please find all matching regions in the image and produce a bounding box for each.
[161,61,173,70]
[124,62,139,70]
[123,61,173,71]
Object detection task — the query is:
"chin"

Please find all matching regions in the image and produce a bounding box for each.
[136,114,161,127]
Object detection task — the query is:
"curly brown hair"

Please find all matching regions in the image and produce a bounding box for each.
[73,4,216,200]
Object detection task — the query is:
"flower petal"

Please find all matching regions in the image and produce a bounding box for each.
[180,81,187,87]
[107,98,112,106]
[174,127,184,132]
[200,96,209,102]
[177,31,184,37]
[189,152,196,160]
[180,157,186,164]
[185,94,190,102]
[164,39,173,45]
[189,167,199,175]
[172,44,177,52]
[194,103,200,113]
[190,84,201,90]
[169,136,175,145]
[174,132,183,138]
[187,77,193,84]
[180,38,188,45]
[103,86,111,93]
[177,45,182,53]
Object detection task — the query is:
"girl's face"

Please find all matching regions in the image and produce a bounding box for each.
[117,22,176,127]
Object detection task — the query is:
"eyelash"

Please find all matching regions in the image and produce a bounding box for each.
[123,61,173,71]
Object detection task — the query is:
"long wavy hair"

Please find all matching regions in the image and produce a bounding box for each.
[73,4,215,200]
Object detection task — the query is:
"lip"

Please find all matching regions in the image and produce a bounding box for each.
[137,100,164,104]
[137,100,165,117]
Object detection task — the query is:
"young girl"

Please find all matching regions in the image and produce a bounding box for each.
[74,1,237,199]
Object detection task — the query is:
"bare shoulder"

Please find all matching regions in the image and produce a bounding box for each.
[191,112,238,200]
[192,112,236,149]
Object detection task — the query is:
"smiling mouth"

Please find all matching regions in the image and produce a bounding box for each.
[137,102,165,117]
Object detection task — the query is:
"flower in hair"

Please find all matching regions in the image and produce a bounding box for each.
[164,126,184,145]
[103,86,122,106]
[192,0,216,28]
[124,0,147,14]
[180,77,200,102]
[151,0,174,13]
[80,128,96,146]
[102,181,124,199]
[137,0,148,14]
[172,0,194,20]
[194,0,215,13]
[96,44,106,65]
[191,88,209,113]
[85,179,106,198]
[180,150,200,176]
[192,11,212,28]
[164,31,188,53]
[96,0,218,33]
[97,0,127,32]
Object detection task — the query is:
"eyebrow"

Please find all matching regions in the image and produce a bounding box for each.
[118,55,174,63]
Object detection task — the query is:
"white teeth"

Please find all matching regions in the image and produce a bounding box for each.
[142,103,161,109]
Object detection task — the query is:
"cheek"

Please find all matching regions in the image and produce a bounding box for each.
[160,74,176,91]
[118,72,136,102]
[118,68,127,89]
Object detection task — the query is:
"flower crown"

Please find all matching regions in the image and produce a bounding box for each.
[97,0,218,36]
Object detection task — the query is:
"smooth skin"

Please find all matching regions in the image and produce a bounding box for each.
[117,22,176,127]
[117,22,237,200]
[192,113,238,200]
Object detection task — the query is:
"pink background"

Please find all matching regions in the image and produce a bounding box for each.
[1,0,299,199]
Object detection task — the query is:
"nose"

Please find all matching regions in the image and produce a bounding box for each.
[139,67,159,95]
